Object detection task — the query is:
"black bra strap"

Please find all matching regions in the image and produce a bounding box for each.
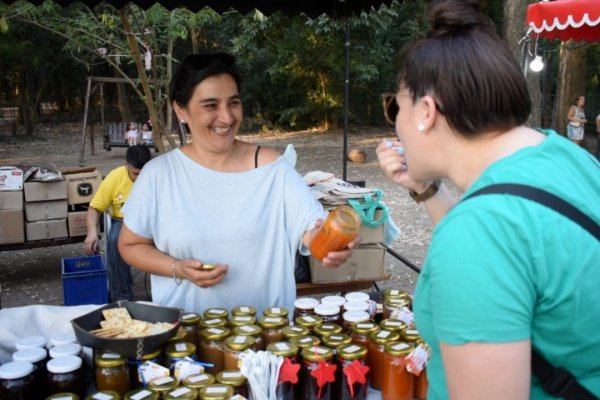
[254,145,261,169]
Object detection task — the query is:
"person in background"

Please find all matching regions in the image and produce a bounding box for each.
[125,122,138,146]
[376,0,600,399]
[118,53,358,315]
[83,145,152,301]
[566,95,587,145]
[140,121,153,146]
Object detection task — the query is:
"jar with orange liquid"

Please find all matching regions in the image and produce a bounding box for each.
[382,342,415,400]
[309,205,361,261]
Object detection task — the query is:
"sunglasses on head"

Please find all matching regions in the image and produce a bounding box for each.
[183,53,235,70]
[381,92,445,125]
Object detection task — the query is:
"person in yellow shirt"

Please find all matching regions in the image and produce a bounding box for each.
[83,145,152,301]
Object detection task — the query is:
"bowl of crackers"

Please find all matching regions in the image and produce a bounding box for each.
[71,301,182,358]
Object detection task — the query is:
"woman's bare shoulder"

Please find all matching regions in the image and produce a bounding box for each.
[258,146,281,163]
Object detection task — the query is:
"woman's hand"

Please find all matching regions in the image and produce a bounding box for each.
[376,139,429,193]
[173,259,228,288]
[320,235,361,268]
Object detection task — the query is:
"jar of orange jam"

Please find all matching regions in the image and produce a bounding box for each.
[308,205,361,261]
[367,329,400,390]
[382,342,415,400]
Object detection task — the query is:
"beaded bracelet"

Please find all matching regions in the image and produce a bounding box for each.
[171,260,182,286]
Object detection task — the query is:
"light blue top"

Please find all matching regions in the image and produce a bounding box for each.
[414,130,600,399]
[123,148,326,315]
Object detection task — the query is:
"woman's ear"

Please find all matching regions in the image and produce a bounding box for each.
[418,95,440,132]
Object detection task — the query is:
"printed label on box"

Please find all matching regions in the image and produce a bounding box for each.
[0,167,24,191]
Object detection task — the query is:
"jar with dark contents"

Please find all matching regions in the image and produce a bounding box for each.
[350,322,379,348]
[282,325,308,341]
[342,311,370,335]
[223,335,255,371]
[46,355,86,398]
[379,319,407,336]
[163,342,197,371]
[294,315,322,334]
[293,297,319,321]
[180,313,202,350]
[12,346,47,399]
[335,343,369,400]
[263,306,289,325]
[183,373,215,392]
[321,333,351,351]
[258,316,286,347]
[124,388,159,400]
[164,386,198,400]
[147,376,177,396]
[14,336,46,351]
[313,323,342,339]
[228,315,257,328]
[49,343,82,359]
[367,330,400,390]
[382,342,415,400]
[320,295,346,310]
[198,384,233,400]
[84,390,120,400]
[0,360,34,400]
[299,346,335,400]
[198,327,230,375]
[127,348,162,389]
[203,308,228,321]
[231,305,256,318]
[215,371,248,398]
[95,352,130,396]
[49,332,78,348]
[266,342,300,400]
[232,324,264,351]
[314,304,342,326]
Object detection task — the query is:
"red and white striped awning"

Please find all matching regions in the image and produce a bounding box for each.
[527,0,600,42]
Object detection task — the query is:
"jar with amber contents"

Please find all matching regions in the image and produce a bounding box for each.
[84,390,120,400]
[379,319,407,336]
[0,360,35,399]
[203,308,228,321]
[95,352,130,396]
[127,348,162,390]
[383,289,409,302]
[216,371,248,398]
[314,304,342,326]
[335,343,369,400]
[228,315,257,328]
[45,393,80,400]
[233,324,264,351]
[164,386,198,400]
[198,318,227,330]
[263,306,289,325]
[164,342,197,371]
[199,327,230,375]
[266,342,299,400]
[351,322,379,348]
[342,311,370,335]
[299,346,334,400]
[309,205,361,261]
[314,323,342,339]
[183,373,215,392]
[12,347,47,399]
[401,332,427,400]
[282,325,308,341]
[293,297,319,321]
[147,376,177,396]
[258,316,286,347]
[294,315,322,334]
[382,298,409,321]
[382,342,414,400]
[123,388,159,400]
[223,335,255,371]
[47,355,86,398]
[198,384,233,400]
[180,313,201,348]
[231,305,256,318]
[321,333,351,350]
[367,330,400,390]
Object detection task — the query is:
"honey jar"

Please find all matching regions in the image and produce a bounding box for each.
[164,342,197,371]
[382,342,415,400]
[282,325,308,341]
[164,386,198,399]
[198,384,233,400]
[147,376,177,396]
[198,327,230,375]
[258,316,286,347]
[232,324,264,351]
[202,308,228,320]
[127,348,162,389]
[182,373,215,391]
[123,388,159,400]
[231,305,256,317]
[84,390,120,400]
[313,323,342,339]
[263,306,289,323]
[180,313,202,350]
[223,335,255,371]
[95,352,130,396]
[215,370,248,397]
[228,315,257,328]
[294,315,323,334]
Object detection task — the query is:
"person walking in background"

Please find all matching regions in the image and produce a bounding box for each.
[125,122,138,146]
[83,145,152,301]
[567,95,587,145]
[376,0,600,398]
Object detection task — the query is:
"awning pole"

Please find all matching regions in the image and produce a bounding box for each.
[342,18,350,181]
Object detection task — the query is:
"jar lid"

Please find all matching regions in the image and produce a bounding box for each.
[183,372,215,388]
[301,345,333,362]
[321,333,351,348]
[344,300,369,312]
[180,312,201,326]
[200,327,230,341]
[15,335,46,350]
[380,319,407,333]
[290,335,321,349]
[84,390,120,400]
[200,384,234,399]
[0,360,33,379]
[383,288,409,300]
[384,297,409,308]
[282,325,308,339]
[47,355,82,373]
[49,343,82,358]
[314,303,340,317]
[336,343,367,360]
[216,370,247,386]
[352,321,379,335]
[258,316,286,329]
[167,327,188,344]
[224,335,255,351]
[203,308,228,320]
[50,331,78,347]
[295,315,323,328]
[344,291,369,303]
[267,341,299,358]
[12,347,47,363]
[402,328,421,342]
[231,305,257,316]
[164,341,196,358]
[229,315,257,327]
[47,393,80,400]
[314,323,342,337]
[95,352,126,367]
[199,317,227,329]
[320,295,346,307]
[233,324,261,337]
[148,376,177,391]
[262,306,289,318]
[384,341,414,357]
[124,388,159,400]
[342,310,370,323]
[128,347,162,362]
[294,297,319,310]
[164,386,197,399]
[370,329,400,344]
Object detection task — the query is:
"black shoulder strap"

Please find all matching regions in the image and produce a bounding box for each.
[463,183,599,400]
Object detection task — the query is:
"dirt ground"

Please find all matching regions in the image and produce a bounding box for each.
[0,122,435,309]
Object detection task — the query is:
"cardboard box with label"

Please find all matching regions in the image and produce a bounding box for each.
[25,200,68,222]
[64,170,102,205]
[0,191,24,210]
[25,219,68,241]
[0,167,24,191]
[309,244,386,284]
[24,181,68,202]
[67,211,88,237]
[0,209,25,244]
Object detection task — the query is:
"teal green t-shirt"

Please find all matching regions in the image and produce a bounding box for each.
[414,130,600,399]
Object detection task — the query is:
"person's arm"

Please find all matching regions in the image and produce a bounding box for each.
[83,207,101,255]
[302,220,360,268]
[441,340,531,400]
[118,223,228,288]
[567,105,577,123]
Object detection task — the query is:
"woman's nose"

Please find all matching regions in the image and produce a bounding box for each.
[217,104,235,123]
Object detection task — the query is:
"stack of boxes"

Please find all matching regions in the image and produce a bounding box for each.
[0,166,25,244]
[23,180,69,241]
[63,169,103,237]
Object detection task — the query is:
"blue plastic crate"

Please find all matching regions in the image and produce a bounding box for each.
[61,255,108,306]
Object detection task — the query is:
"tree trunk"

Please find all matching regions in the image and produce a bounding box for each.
[553,41,587,135]
[115,68,132,122]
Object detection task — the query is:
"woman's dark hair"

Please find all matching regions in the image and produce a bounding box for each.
[396,0,531,137]
[126,145,152,169]
[169,52,242,107]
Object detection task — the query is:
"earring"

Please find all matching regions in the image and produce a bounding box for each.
[417,123,425,132]
[180,119,186,124]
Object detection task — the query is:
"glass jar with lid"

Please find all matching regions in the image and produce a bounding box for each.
[263,306,289,324]
[164,386,198,400]
[382,298,409,321]
[342,311,370,334]
[84,390,120,400]
[198,318,227,330]
[49,332,78,348]
[343,300,370,313]
[293,297,319,321]
[231,305,256,318]
[180,313,202,349]
[232,324,264,351]
[49,343,83,359]
[313,322,342,339]
[294,315,322,334]
[313,304,342,326]
[12,346,48,398]
[290,335,321,354]
[309,204,361,261]
[266,342,300,400]
[46,355,86,398]
[228,315,257,328]
[15,335,46,351]
[321,333,351,350]
[335,343,369,400]
[147,376,177,396]
[367,330,400,390]
[299,346,335,400]
[127,348,162,390]
[0,360,35,399]
[379,319,407,336]
[351,322,380,348]
[164,342,197,371]
[183,373,215,392]
[46,393,80,400]
[382,342,415,400]
[320,295,346,309]
[123,388,159,400]
[282,325,308,341]
[415,339,429,400]
[383,288,409,302]
[198,327,230,375]
[223,335,255,371]
[198,384,233,400]
[95,352,130,396]
[215,370,248,398]
[258,316,286,347]
[344,292,369,303]
[167,327,189,345]
[202,308,228,321]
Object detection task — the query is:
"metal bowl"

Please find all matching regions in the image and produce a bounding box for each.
[71,300,182,359]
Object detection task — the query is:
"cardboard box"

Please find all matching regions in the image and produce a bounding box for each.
[309,244,386,284]
[0,209,25,244]
[358,209,385,244]
[0,167,24,191]
[68,211,88,237]
[25,200,68,221]
[24,181,67,202]
[25,219,68,241]
[64,170,102,205]
[0,191,24,210]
